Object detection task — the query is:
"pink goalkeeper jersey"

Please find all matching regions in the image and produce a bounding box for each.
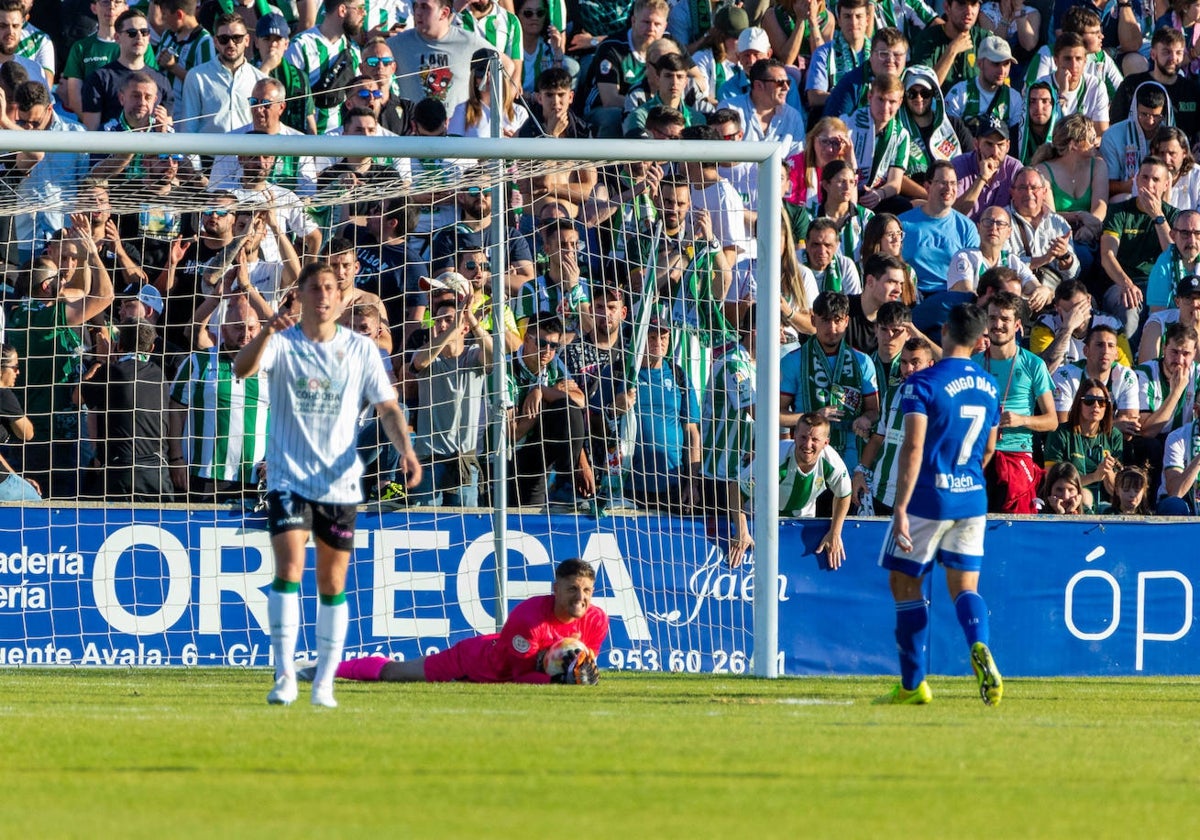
[429,595,609,684]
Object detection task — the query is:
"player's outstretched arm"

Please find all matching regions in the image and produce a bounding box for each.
[818,491,852,569]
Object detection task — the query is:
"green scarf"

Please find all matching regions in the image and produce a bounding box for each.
[852,106,905,189]
[829,31,871,89]
[798,337,863,453]
[965,79,1012,122]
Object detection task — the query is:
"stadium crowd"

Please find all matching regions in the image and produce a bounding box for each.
[3,0,1200,521]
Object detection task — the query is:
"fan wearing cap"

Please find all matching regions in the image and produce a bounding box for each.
[898,64,971,185]
[1141,273,1200,365]
[404,269,496,507]
[910,0,987,91]
[950,113,1022,222]
[252,14,317,135]
[944,35,1023,136]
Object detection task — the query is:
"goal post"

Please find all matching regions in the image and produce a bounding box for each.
[0,128,783,677]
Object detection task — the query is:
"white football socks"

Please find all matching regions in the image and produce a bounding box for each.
[313,599,349,693]
[268,588,300,679]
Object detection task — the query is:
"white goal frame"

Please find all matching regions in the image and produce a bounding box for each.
[0,129,784,678]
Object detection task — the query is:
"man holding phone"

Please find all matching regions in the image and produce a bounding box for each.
[80,7,174,130]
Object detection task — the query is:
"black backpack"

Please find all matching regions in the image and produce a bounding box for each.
[311,47,356,111]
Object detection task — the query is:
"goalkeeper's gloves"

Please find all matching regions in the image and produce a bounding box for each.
[550,649,600,685]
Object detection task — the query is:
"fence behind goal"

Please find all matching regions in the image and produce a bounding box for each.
[0,130,785,676]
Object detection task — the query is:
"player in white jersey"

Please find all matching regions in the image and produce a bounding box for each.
[233,262,421,709]
[741,413,852,568]
[877,303,1004,707]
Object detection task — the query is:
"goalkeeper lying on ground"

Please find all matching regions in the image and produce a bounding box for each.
[297,558,609,685]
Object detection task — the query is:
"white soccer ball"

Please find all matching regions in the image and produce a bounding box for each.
[541,637,593,677]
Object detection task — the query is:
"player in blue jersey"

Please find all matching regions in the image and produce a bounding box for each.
[877,303,1005,706]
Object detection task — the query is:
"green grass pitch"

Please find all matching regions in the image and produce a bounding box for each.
[4,669,1200,838]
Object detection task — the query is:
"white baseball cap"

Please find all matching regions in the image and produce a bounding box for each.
[737,26,770,55]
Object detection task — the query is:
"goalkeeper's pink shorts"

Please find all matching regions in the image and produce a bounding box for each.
[423,635,503,683]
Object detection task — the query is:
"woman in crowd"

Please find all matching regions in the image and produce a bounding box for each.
[779,207,818,353]
[860,212,918,304]
[1043,377,1123,512]
[1034,113,1108,246]
[517,0,579,94]
[785,116,854,206]
[449,49,530,138]
[812,160,872,260]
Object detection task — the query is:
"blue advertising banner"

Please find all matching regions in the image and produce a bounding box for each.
[0,507,1195,676]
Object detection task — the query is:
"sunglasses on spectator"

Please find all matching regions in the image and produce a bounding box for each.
[757,77,790,89]
[364,56,396,67]
[1080,395,1108,405]
[248,97,280,107]
[14,118,38,128]
[464,259,491,271]
[537,337,561,350]
[122,27,150,37]
[157,153,186,161]
[0,363,17,370]
[521,8,547,17]
[216,33,247,45]
[906,88,934,100]
[356,89,383,100]
[202,208,231,217]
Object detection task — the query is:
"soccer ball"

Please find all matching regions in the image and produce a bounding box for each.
[541,637,593,677]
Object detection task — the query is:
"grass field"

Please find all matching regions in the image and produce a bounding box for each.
[4,669,1200,839]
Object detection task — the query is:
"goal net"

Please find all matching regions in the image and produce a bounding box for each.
[0,122,783,676]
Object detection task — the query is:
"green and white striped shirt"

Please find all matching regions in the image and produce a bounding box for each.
[871,381,907,508]
[741,442,851,517]
[170,348,270,484]
[283,27,361,134]
[701,342,755,480]
[458,4,524,63]
[16,25,54,81]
